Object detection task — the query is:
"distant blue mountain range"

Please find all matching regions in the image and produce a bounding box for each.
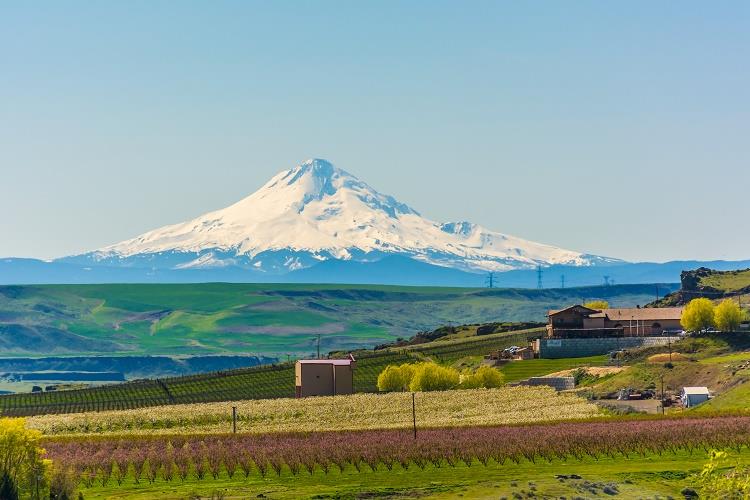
[2,255,749,288]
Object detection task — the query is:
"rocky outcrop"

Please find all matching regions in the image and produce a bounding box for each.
[650,267,750,306]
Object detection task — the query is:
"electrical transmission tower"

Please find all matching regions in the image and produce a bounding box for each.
[485,272,497,288]
[560,275,565,289]
[536,265,543,289]
[603,275,611,287]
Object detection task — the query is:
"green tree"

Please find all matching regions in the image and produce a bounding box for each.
[681,298,716,332]
[409,363,460,392]
[584,300,609,310]
[377,365,404,392]
[376,363,417,392]
[0,418,48,498]
[714,299,744,332]
[460,366,504,389]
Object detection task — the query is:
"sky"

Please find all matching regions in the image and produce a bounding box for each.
[1,1,748,262]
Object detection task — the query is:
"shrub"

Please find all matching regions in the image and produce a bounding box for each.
[714,299,744,333]
[681,298,716,332]
[409,363,459,392]
[696,450,750,498]
[460,366,504,389]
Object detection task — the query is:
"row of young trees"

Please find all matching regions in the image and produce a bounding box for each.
[41,416,750,487]
[681,298,746,333]
[376,362,503,392]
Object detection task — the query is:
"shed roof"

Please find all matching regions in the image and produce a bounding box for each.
[682,386,710,395]
[297,359,354,366]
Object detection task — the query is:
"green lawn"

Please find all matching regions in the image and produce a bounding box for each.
[499,355,609,383]
[407,328,546,364]
[76,449,725,499]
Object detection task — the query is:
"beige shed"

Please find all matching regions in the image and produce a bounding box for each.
[295,355,356,398]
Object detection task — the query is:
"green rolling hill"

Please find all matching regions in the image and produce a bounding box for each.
[0,283,677,358]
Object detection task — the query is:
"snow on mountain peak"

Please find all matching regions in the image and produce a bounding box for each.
[80,159,615,273]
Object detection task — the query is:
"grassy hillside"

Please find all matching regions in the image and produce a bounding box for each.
[699,268,750,292]
[0,282,676,357]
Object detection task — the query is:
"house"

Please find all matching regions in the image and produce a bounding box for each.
[295,355,356,398]
[681,387,710,407]
[547,305,684,338]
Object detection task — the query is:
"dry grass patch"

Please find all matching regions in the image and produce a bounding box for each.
[648,353,689,363]
[547,366,625,378]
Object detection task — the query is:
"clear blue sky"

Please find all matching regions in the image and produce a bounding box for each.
[1,1,748,262]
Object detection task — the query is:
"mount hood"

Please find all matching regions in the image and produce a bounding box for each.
[63,159,618,274]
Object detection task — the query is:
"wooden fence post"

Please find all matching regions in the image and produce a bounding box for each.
[412,392,417,440]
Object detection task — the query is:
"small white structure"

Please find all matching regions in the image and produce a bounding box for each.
[681,387,710,407]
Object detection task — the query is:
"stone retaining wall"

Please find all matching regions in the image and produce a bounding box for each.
[538,336,680,359]
[519,376,576,391]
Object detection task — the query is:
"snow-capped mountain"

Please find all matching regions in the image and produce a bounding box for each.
[63,159,618,274]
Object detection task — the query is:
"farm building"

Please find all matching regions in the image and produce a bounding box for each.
[295,356,356,398]
[547,305,684,338]
[680,387,710,407]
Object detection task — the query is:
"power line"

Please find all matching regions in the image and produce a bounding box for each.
[537,265,543,289]
[485,272,497,288]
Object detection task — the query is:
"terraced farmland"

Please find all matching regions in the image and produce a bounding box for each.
[0,351,413,416]
[0,324,605,417]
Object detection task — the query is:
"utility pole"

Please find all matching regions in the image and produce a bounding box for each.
[660,375,665,415]
[655,285,659,302]
[537,265,543,289]
[317,334,321,359]
[561,275,565,289]
[232,406,237,433]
